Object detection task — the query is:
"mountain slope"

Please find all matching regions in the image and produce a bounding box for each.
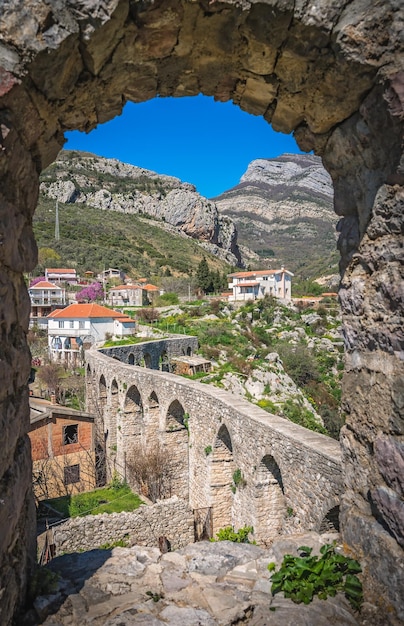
[39,150,241,267]
[214,154,339,280]
[34,152,240,278]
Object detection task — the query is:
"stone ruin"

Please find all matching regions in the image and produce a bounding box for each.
[0,0,402,623]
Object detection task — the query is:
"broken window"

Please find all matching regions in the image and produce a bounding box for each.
[64,464,80,485]
[63,424,78,445]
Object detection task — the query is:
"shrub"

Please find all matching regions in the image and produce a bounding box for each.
[211,525,254,543]
[268,543,363,611]
[157,292,179,306]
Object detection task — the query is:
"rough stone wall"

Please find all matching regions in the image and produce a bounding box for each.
[86,351,342,541]
[52,496,194,555]
[100,336,198,369]
[0,0,403,622]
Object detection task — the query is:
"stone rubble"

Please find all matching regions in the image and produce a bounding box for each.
[25,532,362,626]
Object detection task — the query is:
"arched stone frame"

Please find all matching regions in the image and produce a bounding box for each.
[159,350,169,372]
[210,423,236,535]
[143,353,152,369]
[145,391,161,447]
[105,378,120,480]
[128,353,135,365]
[317,499,341,534]
[119,384,144,483]
[85,364,95,411]
[0,2,402,622]
[165,399,189,502]
[252,454,285,545]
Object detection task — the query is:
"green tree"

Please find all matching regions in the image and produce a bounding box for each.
[196,258,213,293]
[36,247,61,274]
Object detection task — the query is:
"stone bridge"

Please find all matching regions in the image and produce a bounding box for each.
[100,335,198,369]
[86,349,342,545]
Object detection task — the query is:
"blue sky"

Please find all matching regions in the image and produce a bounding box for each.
[65,95,303,199]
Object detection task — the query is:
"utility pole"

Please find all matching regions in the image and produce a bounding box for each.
[55,200,60,241]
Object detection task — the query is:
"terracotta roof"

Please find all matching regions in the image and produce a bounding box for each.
[29,281,62,290]
[47,303,129,320]
[228,268,293,278]
[144,284,159,291]
[46,268,77,274]
[236,281,260,287]
[110,284,142,291]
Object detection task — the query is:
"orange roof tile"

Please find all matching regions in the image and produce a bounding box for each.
[47,303,129,320]
[144,284,159,291]
[30,281,62,290]
[110,284,142,291]
[46,268,77,274]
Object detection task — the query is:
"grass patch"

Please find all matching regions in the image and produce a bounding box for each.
[42,484,143,518]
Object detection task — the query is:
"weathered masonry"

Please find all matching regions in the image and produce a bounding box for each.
[100,335,198,369]
[86,349,342,542]
[0,0,403,623]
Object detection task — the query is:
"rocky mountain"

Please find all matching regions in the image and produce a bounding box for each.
[40,151,241,266]
[214,154,339,280]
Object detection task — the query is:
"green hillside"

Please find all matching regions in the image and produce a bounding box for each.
[33,195,231,279]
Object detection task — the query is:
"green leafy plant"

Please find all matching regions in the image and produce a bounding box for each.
[99,537,129,549]
[211,525,254,543]
[146,590,164,602]
[268,543,363,611]
[204,445,212,456]
[232,468,246,490]
[27,566,59,603]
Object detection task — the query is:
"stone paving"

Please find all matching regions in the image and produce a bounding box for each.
[25,532,363,625]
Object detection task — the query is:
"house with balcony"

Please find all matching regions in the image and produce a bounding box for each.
[28,280,66,328]
[227,267,293,302]
[45,267,78,285]
[47,303,136,366]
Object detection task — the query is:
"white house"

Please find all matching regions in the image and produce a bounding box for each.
[228,267,293,302]
[45,268,78,285]
[28,280,66,328]
[47,303,136,366]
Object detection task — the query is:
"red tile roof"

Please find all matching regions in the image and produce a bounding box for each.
[144,284,159,291]
[110,284,142,291]
[46,268,77,274]
[48,303,130,320]
[29,281,62,290]
[228,268,292,278]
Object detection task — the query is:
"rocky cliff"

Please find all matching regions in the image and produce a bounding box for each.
[215,154,339,279]
[40,151,241,266]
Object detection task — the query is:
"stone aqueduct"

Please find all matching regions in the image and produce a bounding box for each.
[86,347,342,542]
[0,0,403,623]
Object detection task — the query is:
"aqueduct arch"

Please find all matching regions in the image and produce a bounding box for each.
[0,0,403,622]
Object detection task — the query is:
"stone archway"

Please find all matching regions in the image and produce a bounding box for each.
[165,399,189,501]
[0,1,403,622]
[120,384,144,481]
[253,454,285,544]
[210,424,236,534]
[145,391,161,447]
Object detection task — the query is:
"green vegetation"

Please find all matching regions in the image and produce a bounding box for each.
[42,483,143,518]
[149,296,344,438]
[268,543,363,611]
[232,468,246,491]
[33,194,230,280]
[211,525,255,543]
[102,336,159,348]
